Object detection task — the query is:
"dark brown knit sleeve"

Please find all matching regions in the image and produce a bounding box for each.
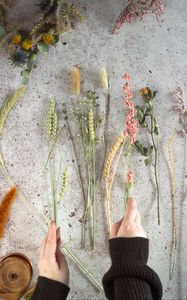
[30,276,70,300]
[102,237,163,300]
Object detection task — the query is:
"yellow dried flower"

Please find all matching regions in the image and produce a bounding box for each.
[88,109,95,142]
[22,39,33,50]
[139,87,149,95]
[47,98,57,142]
[71,66,81,95]
[43,33,55,45]
[59,168,68,200]
[12,34,22,45]
[100,67,109,91]
[104,132,125,180]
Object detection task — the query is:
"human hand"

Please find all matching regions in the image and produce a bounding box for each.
[110,198,147,239]
[38,220,69,286]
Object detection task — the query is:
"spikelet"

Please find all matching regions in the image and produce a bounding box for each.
[59,168,68,200]
[0,86,27,135]
[71,66,81,95]
[47,98,57,142]
[0,186,17,238]
[88,109,95,142]
[104,132,125,180]
[100,67,109,91]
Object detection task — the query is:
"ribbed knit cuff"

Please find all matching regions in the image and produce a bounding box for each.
[35,276,70,300]
[109,237,149,266]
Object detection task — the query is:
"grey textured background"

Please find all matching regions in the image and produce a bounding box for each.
[0,0,187,299]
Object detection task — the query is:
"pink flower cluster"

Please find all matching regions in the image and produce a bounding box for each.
[112,0,164,33]
[127,170,134,182]
[122,73,139,142]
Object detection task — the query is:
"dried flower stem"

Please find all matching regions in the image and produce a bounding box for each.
[167,132,177,280]
[0,185,17,238]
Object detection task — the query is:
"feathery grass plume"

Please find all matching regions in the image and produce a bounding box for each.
[59,167,68,201]
[0,186,17,238]
[104,132,125,180]
[0,86,27,134]
[88,109,95,142]
[100,67,109,91]
[71,66,81,95]
[47,97,57,142]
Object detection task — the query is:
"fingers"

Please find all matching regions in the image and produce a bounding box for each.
[123,198,137,223]
[39,224,51,258]
[134,211,141,225]
[45,220,57,259]
[110,218,123,239]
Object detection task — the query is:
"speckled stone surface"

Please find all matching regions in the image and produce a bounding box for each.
[0,1,187,299]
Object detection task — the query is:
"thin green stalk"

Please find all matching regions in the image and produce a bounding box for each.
[0,164,103,293]
[92,143,96,250]
[148,115,160,225]
[49,143,57,225]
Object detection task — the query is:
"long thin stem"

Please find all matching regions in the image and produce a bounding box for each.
[167,133,177,279]
[0,164,103,293]
[147,116,160,225]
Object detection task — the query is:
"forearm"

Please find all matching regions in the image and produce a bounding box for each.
[30,276,70,300]
[102,237,163,300]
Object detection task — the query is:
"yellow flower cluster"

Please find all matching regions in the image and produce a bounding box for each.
[104,132,125,180]
[43,34,55,45]
[22,39,33,50]
[12,34,22,45]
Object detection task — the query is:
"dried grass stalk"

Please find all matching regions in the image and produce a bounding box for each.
[71,66,81,95]
[0,86,27,134]
[100,67,109,91]
[0,186,17,238]
[88,109,95,142]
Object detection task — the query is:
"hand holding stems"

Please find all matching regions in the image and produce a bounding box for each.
[38,220,69,286]
[110,198,146,239]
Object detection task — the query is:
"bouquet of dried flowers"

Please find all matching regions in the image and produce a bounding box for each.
[64,90,100,250]
[0,0,83,85]
[134,87,160,224]
[113,0,164,33]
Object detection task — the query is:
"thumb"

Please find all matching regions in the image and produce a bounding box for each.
[110,218,123,239]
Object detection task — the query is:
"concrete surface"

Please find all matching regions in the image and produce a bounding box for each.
[0,0,187,299]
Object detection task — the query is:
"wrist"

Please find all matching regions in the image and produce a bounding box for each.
[109,237,149,266]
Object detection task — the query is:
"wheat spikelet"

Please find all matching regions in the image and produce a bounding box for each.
[104,132,125,180]
[88,109,95,142]
[47,98,57,142]
[59,167,68,200]
[0,186,17,238]
[0,86,27,135]
[100,67,109,91]
[71,66,81,95]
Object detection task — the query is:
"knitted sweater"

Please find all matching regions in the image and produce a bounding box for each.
[31,237,163,300]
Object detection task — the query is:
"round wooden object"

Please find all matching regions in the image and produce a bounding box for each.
[0,253,33,300]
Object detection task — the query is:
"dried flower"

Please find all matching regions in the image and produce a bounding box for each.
[22,39,33,50]
[12,34,22,44]
[71,66,81,95]
[122,74,139,142]
[47,98,57,142]
[88,109,95,142]
[140,87,149,95]
[100,67,109,91]
[112,0,164,33]
[0,186,17,238]
[59,168,68,200]
[104,132,125,180]
[43,33,55,45]
[174,87,187,135]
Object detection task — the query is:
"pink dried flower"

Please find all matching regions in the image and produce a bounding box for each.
[122,73,139,142]
[112,0,164,33]
[122,73,132,81]
[127,170,134,182]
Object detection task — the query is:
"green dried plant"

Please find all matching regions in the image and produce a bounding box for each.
[134,87,160,224]
[66,90,100,250]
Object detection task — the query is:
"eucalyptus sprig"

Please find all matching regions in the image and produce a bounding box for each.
[133,87,160,225]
